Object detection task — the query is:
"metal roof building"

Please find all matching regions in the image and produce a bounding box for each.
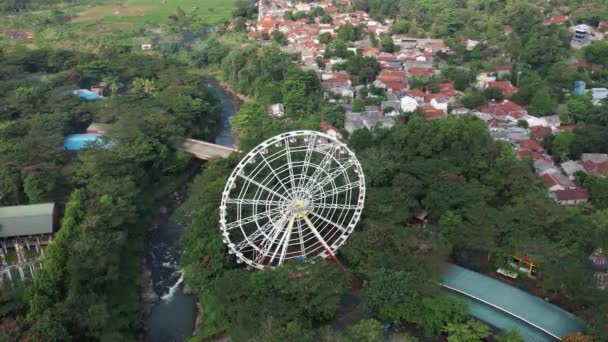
[0,203,55,239]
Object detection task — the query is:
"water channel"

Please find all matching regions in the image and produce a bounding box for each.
[143,80,240,341]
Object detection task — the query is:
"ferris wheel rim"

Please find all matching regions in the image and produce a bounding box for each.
[219,130,366,270]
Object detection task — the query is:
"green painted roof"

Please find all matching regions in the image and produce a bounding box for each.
[443,264,584,340]
[0,203,55,238]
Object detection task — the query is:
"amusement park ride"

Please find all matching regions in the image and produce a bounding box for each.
[219,131,366,270]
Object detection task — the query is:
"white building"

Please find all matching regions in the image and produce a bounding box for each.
[400,96,419,113]
[592,88,608,105]
[430,97,449,113]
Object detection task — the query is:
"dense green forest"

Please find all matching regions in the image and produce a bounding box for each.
[1,0,608,340]
[182,118,608,340]
[0,46,220,339]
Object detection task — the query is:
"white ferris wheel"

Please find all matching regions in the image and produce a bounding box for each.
[219,130,366,270]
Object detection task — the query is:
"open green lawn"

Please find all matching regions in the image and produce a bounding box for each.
[73,0,238,25]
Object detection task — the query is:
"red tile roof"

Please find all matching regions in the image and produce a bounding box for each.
[543,15,569,25]
[438,82,457,97]
[421,104,445,120]
[556,125,578,132]
[517,139,544,152]
[518,151,552,162]
[496,64,513,71]
[320,121,338,132]
[486,81,519,96]
[582,161,608,177]
[384,81,407,92]
[408,68,434,77]
[377,76,404,84]
[324,72,350,84]
[379,70,406,78]
[480,100,526,117]
[259,17,276,30]
[542,174,561,188]
[406,89,426,98]
[530,126,551,141]
[552,188,589,202]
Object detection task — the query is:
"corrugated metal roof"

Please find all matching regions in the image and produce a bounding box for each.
[0,203,55,238]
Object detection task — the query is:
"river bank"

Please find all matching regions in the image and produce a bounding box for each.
[142,80,240,342]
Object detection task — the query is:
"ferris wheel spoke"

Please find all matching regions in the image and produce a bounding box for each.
[308,159,356,194]
[234,219,277,253]
[296,221,306,257]
[226,198,283,207]
[270,215,295,265]
[308,211,347,233]
[298,136,316,190]
[302,145,336,193]
[301,214,336,258]
[311,180,363,202]
[311,203,359,210]
[284,140,298,191]
[255,211,291,264]
[224,207,284,230]
[259,153,293,198]
[237,173,290,202]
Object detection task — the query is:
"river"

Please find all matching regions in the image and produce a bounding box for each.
[143,80,240,341]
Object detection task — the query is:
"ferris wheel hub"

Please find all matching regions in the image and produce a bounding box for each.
[291,199,309,217]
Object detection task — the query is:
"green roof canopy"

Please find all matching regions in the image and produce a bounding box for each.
[0,203,55,239]
[442,264,584,341]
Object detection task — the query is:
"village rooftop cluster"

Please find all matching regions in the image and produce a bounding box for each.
[247,0,608,207]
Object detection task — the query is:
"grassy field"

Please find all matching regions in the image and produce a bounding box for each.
[72,0,238,25]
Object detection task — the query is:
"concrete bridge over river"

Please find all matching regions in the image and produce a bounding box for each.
[175,138,237,160]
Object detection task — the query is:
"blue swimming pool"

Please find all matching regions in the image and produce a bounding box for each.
[63,134,105,150]
[73,89,103,101]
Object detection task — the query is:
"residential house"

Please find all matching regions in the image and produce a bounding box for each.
[257,16,277,33]
[485,81,519,97]
[268,103,285,118]
[516,139,544,152]
[582,154,608,164]
[530,126,551,141]
[570,24,592,47]
[319,121,341,140]
[86,123,112,134]
[344,108,395,133]
[408,67,435,78]
[550,188,590,205]
[405,89,425,102]
[479,100,528,123]
[543,15,569,26]
[465,37,482,50]
[560,160,587,180]
[420,104,446,121]
[591,88,608,105]
[582,160,608,177]
[430,97,449,114]
[476,72,497,88]
[381,94,401,116]
[495,64,513,78]
[400,95,419,113]
[322,72,354,99]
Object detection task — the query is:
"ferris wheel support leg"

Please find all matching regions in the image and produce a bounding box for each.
[301,215,345,270]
